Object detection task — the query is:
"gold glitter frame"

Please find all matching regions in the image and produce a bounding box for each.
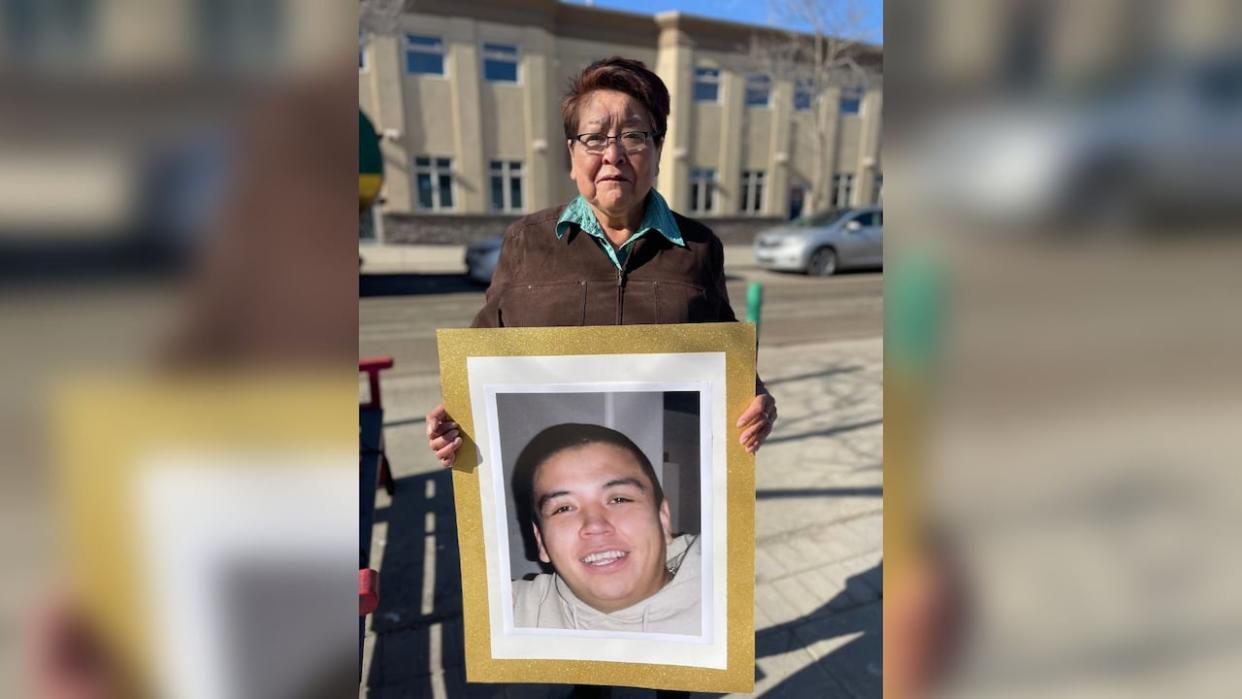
[436,323,756,693]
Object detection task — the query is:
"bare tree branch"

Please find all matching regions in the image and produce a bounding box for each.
[742,0,875,215]
[359,0,405,44]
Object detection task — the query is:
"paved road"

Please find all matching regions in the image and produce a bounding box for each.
[360,264,881,380]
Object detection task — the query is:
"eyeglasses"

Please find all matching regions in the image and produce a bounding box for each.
[572,130,657,154]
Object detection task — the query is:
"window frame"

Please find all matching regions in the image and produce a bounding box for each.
[744,73,772,108]
[794,78,814,111]
[414,156,455,212]
[489,160,524,213]
[832,172,855,209]
[740,170,766,214]
[689,167,717,214]
[405,33,446,76]
[693,66,721,103]
[839,85,863,115]
[482,41,519,84]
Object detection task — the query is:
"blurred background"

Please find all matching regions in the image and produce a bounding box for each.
[885,0,1242,697]
[0,0,358,697]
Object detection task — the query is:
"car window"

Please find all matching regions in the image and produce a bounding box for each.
[796,209,851,227]
[852,212,875,227]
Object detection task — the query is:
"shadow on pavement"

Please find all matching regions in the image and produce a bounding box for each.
[757,487,881,499]
[360,273,485,297]
[763,366,864,387]
[694,562,883,698]
[365,469,468,695]
[763,418,883,446]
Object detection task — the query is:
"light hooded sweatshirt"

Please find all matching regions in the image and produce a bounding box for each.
[512,534,702,635]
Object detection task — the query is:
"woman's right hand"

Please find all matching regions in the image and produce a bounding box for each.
[426,403,462,467]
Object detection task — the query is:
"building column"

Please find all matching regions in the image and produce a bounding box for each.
[447,18,486,213]
[816,86,842,213]
[768,79,794,218]
[717,70,745,216]
[522,26,556,212]
[655,14,693,212]
[853,89,882,206]
[370,34,411,213]
[97,1,191,73]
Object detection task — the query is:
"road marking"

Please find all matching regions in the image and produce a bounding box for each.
[422,512,437,615]
[429,623,447,698]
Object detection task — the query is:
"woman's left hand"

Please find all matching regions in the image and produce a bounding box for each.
[736,389,777,455]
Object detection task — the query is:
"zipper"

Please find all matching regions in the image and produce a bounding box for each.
[615,263,625,324]
[614,237,637,324]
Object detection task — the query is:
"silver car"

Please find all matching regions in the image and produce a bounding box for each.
[753,207,883,276]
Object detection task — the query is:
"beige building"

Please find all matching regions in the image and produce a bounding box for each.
[359,0,882,234]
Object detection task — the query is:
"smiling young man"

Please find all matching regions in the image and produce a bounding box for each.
[509,423,701,634]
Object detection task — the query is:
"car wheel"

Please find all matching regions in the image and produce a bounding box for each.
[807,247,838,276]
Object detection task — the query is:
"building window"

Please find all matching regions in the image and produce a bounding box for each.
[740,170,766,214]
[794,79,814,111]
[693,67,720,102]
[482,42,518,82]
[689,168,716,213]
[832,173,854,209]
[745,74,771,107]
[839,85,862,114]
[2,0,96,64]
[405,34,445,75]
[359,29,367,71]
[197,0,281,69]
[490,160,523,212]
[788,182,808,220]
[873,174,883,204]
[415,156,454,210]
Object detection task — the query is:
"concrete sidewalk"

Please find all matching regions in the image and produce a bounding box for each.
[361,336,883,698]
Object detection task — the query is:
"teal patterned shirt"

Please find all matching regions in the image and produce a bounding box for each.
[554,190,686,272]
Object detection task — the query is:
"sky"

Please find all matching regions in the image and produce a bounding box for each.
[560,0,883,45]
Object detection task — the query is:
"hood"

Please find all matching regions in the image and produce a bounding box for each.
[552,534,702,632]
[757,225,812,242]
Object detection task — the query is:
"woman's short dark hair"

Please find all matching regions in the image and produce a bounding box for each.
[512,422,666,529]
[561,57,670,147]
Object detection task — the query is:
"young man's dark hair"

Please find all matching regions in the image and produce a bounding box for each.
[511,423,665,557]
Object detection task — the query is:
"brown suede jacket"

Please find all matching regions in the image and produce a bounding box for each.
[471,205,739,328]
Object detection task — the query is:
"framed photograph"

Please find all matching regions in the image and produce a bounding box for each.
[437,323,757,693]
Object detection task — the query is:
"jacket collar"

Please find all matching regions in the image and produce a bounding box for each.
[554,190,686,248]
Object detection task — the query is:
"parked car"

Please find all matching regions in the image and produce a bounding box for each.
[753,207,883,276]
[910,53,1242,233]
[464,234,503,285]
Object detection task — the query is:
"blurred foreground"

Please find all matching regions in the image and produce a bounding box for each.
[886,1,1242,697]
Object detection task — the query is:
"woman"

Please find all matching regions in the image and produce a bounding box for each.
[426,56,776,464]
